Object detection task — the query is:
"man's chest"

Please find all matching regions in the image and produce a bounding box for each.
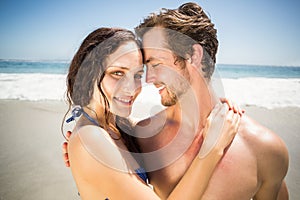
[139,120,200,168]
[202,136,259,199]
[149,135,260,199]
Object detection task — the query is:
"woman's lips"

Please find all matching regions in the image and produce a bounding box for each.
[114,96,134,106]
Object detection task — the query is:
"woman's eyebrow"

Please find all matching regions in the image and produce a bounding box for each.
[137,69,144,73]
[108,66,144,73]
[107,66,130,70]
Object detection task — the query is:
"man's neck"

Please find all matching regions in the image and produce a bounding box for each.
[152,78,219,141]
[169,82,218,133]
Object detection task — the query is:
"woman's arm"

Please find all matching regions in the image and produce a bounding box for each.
[168,103,240,199]
[68,103,240,200]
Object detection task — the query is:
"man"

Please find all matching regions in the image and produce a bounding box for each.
[133,2,289,199]
[63,2,289,199]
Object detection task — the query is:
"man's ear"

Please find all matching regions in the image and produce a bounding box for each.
[190,44,203,67]
[186,44,205,84]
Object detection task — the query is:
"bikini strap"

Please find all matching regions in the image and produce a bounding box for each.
[135,167,148,184]
[66,105,100,126]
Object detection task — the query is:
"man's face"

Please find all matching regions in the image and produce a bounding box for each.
[142,27,190,106]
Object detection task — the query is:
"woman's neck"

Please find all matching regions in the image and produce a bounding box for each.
[84,104,122,140]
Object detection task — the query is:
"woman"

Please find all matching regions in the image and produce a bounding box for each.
[63,27,241,199]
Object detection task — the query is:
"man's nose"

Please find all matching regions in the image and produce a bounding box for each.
[146,66,156,83]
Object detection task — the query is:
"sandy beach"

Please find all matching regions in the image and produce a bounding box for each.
[0,100,299,199]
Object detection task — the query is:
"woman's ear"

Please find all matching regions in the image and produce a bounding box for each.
[191,44,203,67]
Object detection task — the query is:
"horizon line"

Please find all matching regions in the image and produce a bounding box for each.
[1,58,300,68]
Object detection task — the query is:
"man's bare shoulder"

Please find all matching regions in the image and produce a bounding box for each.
[238,115,289,179]
[134,109,168,138]
[136,117,152,127]
[239,115,287,153]
[136,109,166,125]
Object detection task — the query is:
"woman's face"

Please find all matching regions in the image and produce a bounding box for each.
[101,41,144,117]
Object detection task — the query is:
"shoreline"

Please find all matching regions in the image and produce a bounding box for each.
[0,100,299,199]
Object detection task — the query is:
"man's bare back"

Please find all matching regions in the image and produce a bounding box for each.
[137,113,289,199]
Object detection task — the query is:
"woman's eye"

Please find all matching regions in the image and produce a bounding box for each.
[134,73,143,80]
[112,71,124,76]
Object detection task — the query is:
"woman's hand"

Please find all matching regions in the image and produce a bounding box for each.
[219,97,245,116]
[62,131,72,167]
[198,103,241,158]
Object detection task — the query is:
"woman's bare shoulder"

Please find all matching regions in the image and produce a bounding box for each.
[68,125,128,174]
[67,125,157,199]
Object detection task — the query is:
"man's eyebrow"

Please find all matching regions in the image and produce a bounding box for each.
[145,57,163,63]
[145,57,154,64]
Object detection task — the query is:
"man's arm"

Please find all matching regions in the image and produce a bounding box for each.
[253,128,289,200]
[277,181,289,200]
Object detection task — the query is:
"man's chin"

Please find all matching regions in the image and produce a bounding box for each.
[161,98,177,107]
[159,88,178,107]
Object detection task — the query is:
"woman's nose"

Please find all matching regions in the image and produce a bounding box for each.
[121,76,138,94]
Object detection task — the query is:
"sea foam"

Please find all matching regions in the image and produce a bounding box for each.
[0,73,299,109]
[219,78,300,108]
[0,73,66,101]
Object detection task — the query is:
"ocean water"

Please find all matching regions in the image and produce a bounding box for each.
[213,64,300,108]
[0,60,68,101]
[0,60,299,108]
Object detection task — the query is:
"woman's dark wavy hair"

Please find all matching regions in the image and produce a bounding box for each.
[135,2,218,80]
[62,27,141,153]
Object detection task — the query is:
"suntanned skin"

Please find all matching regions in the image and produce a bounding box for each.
[65,34,243,200]
[137,113,289,199]
[63,25,289,199]
[136,27,289,199]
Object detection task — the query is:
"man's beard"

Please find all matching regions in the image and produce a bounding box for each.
[161,86,178,106]
[161,63,191,107]
[161,78,190,107]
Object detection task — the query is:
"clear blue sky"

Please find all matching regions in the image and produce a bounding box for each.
[0,0,299,66]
